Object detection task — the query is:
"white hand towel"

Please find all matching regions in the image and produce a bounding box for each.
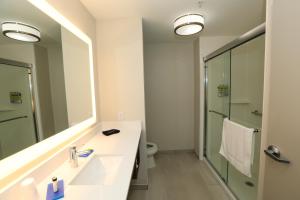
[219,118,255,177]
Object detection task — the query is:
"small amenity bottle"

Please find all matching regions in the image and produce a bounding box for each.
[52,177,58,193]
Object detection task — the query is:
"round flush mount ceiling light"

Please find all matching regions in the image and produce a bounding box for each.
[174,14,204,36]
[2,22,41,42]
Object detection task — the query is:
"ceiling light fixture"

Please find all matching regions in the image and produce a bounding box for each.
[174,14,204,36]
[1,22,41,42]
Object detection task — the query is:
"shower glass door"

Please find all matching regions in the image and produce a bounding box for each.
[227,35,265,200]
[205,51,230,181]
[204,34,265,200]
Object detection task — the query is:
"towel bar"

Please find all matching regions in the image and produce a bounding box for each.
[209,110,261,133]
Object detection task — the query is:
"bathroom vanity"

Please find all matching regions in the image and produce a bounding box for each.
[1,121,141,199]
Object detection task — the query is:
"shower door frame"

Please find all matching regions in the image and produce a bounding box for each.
[203,24,266,199]
[0,58,39,142]
[204,50,231,183]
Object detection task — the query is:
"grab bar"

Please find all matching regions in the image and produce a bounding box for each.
[0,115,28,124]
[209,110,228,118]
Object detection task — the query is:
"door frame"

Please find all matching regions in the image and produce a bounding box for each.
[0,58,40,142]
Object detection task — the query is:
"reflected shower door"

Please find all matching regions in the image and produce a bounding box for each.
[205,51,230,181]
[0,64,37,159]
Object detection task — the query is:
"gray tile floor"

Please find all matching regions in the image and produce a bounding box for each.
[127,152,231,200]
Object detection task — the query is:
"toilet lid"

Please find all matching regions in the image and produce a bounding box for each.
[147,142,158,154]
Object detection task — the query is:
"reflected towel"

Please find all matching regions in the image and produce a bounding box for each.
[219,118,254,177]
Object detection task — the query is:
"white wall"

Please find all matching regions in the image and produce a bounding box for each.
[47,44,69,133]
[61,27,93,126]
[143,36,236,154]
[144,42,195,151]
[0,44,35,64]
[47,0,99,122]
[193,38,200,156]
[33,45,56,139]
[96,18,147,186]
[198,36,236,159]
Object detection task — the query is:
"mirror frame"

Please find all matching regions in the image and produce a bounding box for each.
[0,0,96,189]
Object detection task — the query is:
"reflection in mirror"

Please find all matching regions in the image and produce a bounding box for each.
[0,0,93,160]
[61,27,93,127]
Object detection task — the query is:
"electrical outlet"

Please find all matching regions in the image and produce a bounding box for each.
[118,112,124,121]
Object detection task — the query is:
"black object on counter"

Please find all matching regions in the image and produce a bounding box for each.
[102,129,120,136]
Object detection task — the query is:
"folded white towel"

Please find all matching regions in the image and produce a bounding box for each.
[219,118,255,177]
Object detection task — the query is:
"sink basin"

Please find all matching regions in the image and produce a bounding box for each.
[70,155,124,186]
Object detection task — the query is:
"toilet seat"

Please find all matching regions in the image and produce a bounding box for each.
[146,142,158,168]
[147,142,158,156]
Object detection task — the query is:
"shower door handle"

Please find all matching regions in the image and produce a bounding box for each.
[264,145,290,164]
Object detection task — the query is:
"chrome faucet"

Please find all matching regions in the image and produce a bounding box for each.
[69,146,92,168]
[69,146,78,168]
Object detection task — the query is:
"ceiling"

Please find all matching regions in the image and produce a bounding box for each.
[80,0,266,43]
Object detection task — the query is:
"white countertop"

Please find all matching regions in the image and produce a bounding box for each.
[37,121,142,200]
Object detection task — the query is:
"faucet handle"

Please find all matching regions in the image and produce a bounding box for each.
[69,146,77,151]
[69,146,77,156]
[69,146,78,168]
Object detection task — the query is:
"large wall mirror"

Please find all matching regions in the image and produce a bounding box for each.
[0,0,95,161]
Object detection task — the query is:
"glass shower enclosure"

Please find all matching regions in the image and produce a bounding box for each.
[204,26,265,200]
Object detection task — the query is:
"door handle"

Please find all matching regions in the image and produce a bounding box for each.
[264,145,290,164]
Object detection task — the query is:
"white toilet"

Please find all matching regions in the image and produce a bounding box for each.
[147,142,158,168]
